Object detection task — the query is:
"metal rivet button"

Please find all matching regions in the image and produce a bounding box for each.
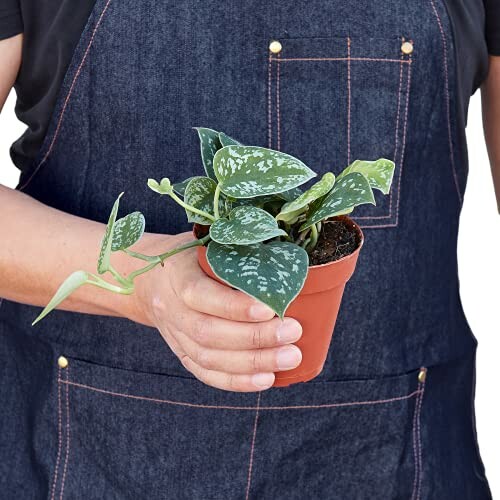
[401,41,414,55]
[269,40,282,54]
[58,356,69,369]
[418,368,426,383]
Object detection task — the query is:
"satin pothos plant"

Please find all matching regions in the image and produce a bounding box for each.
[33,128,395,325]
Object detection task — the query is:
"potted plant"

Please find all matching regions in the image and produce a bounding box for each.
[33,127,395,387]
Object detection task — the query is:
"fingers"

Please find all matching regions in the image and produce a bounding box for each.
[179,274,275,322]
[175,328,303,374]
[184,314,302,351]
[180,355,276,392]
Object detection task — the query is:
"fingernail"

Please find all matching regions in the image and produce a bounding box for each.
[249,303,274,320]
[277,318,302,344]
[252,373,275,388]
[276,346,302,370]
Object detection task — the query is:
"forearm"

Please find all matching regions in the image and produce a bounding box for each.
[0,184,170,322]
[482,56,500,212]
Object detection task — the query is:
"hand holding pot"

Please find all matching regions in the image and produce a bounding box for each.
[131,232,303,392]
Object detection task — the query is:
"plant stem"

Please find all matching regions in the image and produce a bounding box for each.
[169,191,216,222]
[108,264,133,287]
[308,223,319,251]
[157,234,211,262]
[127,260,162,281]
[123,249,160,262]
[87,274,134,294]
[213,184,222,219]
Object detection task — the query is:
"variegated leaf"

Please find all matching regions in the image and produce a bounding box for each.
[300,172,375,230]
[206,241,309,318]
[276,172,335,222]
[337,159,395,194]
[213,146,316,199]
[219,131,241,147]
[194,127,222,180]
[210,206,287,245]
[98,193,123,274]
[173,177,196,196]
[111,211,145,251]
[32,271,89,325]
[184,176,221,225]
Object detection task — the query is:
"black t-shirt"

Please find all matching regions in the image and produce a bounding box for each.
[1,0,499,172]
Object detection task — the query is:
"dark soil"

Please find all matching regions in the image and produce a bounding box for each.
[309,217,361,266]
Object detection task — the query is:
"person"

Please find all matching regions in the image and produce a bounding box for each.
[0,0,498,498]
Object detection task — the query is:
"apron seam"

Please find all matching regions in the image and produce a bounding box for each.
[428,0,461,203]
[59,366,71,500]
[245,392,261,500]
[60,378,421,411]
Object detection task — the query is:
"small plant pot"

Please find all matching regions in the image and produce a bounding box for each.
[194,216,364,387]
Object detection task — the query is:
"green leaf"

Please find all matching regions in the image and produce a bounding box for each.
[184,176,221,225]
[206,241,309,318]
[218,131,242,147]
[337,159,395,194]
[194,127,222,180]
[278,187,303,202]
[300,172,375,230]
[173,177,196,196]
[98,193,123,274]
[210,206,287,245]
[213,145,316,199]
[276,172,335,222]
[111,211,145,252]
[148,178,172,195]
[32,271,89,325]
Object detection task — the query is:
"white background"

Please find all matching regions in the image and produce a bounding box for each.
[1,90,499,495]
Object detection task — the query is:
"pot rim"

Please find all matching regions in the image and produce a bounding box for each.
[193,215,364,270]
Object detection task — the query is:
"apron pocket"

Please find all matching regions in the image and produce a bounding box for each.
[49,357,426,499]
[267,35,413,228]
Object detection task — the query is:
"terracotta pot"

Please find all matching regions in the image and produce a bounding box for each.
[194,216,364,387]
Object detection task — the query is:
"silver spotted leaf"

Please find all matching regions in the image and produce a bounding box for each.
[173,177,196,196]
[98,193,122,274]
[32,271,89,325]
[300,172,375,230]
[184,176,221,225]
[194,127,222,180]
[276,172,335,222]
[219,131,242,147]
[210,206,287,245]
[337,159,395,194]
[213,145,316,199]
[206,241,309,318]
[111,211,146,252]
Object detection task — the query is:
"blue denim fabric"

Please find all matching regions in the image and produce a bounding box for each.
[0,0,492,497]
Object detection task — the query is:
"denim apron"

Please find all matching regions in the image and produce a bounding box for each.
[0,0,493,498]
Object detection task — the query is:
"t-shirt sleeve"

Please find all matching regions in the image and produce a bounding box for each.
[0,0,23,41]
[485,0,500,55]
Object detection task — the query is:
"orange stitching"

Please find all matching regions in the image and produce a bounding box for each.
[245,392,261,500]
[272,57,411,64]
[429,0,461,203]
[19,0,114,192]
[60,379,421,411]
[347,37,352,165]
[415,370,427,499]
[59,367,71,499]
[276,53,282,151]
[267,54,272,148]
[50,370,63,500]
[394,57,412,226]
